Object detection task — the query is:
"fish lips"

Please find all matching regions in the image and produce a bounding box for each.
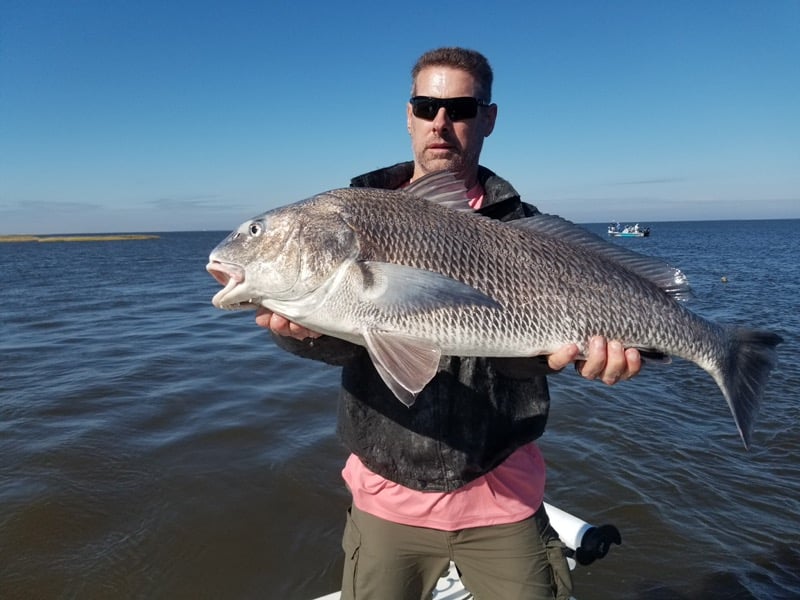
[206,261,259,310]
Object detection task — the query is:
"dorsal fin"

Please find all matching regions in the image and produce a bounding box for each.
[404,171,473,212]
[511,213,692,300]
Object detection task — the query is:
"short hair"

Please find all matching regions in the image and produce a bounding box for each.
[411,47,494,102]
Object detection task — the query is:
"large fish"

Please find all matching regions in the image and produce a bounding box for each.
[207,172,782,447]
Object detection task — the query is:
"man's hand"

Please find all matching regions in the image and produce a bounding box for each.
[547,336,641,385]
[255,307,321,341]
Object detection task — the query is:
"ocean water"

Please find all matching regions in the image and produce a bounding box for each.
[1,220,798,599]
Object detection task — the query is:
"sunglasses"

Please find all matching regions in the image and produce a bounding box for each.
[409,96,490,122]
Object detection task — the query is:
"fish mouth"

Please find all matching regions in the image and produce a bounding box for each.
[206,261,259,310]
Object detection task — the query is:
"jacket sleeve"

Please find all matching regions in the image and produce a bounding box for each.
[271,332,364,367]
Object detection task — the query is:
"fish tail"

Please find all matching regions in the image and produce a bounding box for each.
[711,327,783,448]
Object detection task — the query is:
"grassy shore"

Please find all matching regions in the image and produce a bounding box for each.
[0,234,160,243]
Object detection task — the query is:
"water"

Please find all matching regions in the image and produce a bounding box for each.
[1,221,798,599]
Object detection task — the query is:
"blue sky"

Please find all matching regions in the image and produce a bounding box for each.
[1,0,798,234]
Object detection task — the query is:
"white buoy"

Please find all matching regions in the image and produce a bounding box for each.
[545,502,622,570]
[544,502,593,550]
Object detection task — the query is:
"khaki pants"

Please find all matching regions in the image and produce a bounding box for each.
[340,504,573,600]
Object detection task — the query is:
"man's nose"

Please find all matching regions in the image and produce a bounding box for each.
[432,107,451,130]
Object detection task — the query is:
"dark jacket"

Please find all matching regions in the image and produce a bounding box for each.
[273,162,554,492]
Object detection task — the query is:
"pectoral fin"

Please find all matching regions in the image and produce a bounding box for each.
[358,261,502,314]
[363,330,442,407]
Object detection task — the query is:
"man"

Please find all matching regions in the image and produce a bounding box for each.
[257,48,640,599]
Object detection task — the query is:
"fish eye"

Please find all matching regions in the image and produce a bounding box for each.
[248,221,263,237]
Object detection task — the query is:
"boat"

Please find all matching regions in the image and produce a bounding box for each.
[608,222,650,237]
[311,502,620,600]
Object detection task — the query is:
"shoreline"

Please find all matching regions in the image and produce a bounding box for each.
[0,234,160,243]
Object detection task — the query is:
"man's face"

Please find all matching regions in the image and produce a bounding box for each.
[407,66,497,187]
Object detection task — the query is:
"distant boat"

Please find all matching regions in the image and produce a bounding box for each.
[608,222,650,238]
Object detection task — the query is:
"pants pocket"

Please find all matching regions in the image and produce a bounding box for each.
[340,507,362,600]
[535,505,574,600]
[343,507,362,559]
[545,538,574,600]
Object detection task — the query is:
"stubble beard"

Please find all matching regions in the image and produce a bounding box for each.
[417,148,480,184]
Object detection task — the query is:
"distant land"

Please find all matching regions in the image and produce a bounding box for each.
[0,234,160,243]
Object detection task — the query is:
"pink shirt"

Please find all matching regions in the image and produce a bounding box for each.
[466,182,484,209]
[343,442,546,530]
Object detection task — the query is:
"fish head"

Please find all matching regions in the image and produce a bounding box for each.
[206,197,358,314]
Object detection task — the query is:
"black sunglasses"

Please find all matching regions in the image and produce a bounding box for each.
[409,96,490,122]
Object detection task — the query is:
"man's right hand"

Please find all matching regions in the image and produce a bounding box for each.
[255,307,322,341]
[547,337,642,386]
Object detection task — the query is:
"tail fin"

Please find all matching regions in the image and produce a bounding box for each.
[714,328,783,448]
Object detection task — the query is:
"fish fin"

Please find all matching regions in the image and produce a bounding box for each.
[711,327,783,449]
[510,213,692,301]
[363,330,442,406]
[357,261,502,313]
[404,171,473,212]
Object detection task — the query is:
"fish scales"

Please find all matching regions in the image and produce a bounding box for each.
[326,187,704,357]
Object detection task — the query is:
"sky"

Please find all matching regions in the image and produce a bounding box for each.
[1,0,798,234]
